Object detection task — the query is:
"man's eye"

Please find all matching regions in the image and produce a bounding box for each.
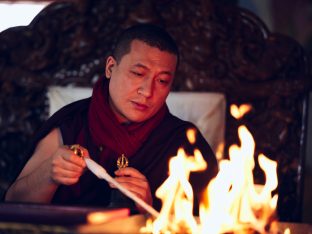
[158,78,170,85]
[131,71,143,77]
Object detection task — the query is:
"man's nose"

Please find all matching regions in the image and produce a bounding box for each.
[139,78,153,97]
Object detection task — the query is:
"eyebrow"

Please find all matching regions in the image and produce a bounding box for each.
[132,63,174,76]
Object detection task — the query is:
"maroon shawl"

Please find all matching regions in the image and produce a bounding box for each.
[32,77,217,209]
[36,82,218,210]
[77,77,168,167]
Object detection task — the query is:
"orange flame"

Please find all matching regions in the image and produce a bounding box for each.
[151,147,207,233]
[199,125,278,233]
[230,104,252,119]
[186,128,196,145]
[142,104,279,234]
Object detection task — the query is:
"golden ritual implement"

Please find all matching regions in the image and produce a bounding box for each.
[69,144,84,157]
[117,154,128,169]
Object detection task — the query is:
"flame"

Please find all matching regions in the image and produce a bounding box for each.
[142,130,207,233]
[215,142,225,161]
[87,208,129,224]
[151,147,207,233]
[230,104,252,119]
[142,104,279,234]
[284,228,291,234]
[186,128,196,145]
[199,125,278,233]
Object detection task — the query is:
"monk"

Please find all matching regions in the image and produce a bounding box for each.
[5,24,218,214]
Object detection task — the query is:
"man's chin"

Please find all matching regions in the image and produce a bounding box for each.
[127,114,152,123]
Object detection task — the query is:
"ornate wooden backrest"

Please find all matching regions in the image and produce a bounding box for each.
[0,0,311,222]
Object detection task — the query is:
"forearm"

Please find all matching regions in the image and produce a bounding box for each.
[5,159,58,203]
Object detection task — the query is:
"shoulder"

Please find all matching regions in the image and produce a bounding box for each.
[49,98,91,121]
[45,97,90,129]
[27,98,91,156]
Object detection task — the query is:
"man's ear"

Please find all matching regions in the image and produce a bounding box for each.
[105,56,116,79]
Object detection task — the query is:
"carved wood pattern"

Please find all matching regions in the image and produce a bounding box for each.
[0,0,311,221]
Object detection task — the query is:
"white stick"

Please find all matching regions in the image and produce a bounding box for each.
[85,158,159,218]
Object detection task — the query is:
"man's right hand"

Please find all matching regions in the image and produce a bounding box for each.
[50,145,89,185]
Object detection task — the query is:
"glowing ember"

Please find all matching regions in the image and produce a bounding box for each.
[230,104,252,119]
[215,142,225,161]
[284,228,291,234]
[186,128,196,144]
[87,208,129,224]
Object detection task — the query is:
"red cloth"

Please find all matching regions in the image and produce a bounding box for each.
[38,87,217,208]
[86,77,168,160]
[30,77,217,209]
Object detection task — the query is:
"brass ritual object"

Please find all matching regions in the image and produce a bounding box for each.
[117,154,129,169]
[69,144,84,157]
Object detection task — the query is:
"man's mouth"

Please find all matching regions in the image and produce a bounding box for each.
[131,101,149,111]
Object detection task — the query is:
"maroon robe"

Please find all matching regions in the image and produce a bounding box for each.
[25,97,218,213]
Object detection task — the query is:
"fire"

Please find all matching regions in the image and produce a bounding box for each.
[141,129,207,233]
[87,208,129,224]
[186,128,196,144]
[151,147,207,233]
[199,125,278,234]
[141,106,279,234]
[230,104,252,119]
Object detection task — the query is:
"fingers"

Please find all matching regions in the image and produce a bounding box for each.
[62,152,86,167]
[50,145,89,185]
[114,167,144,178]
[51,167,82,185]
[112,168,148,192]
[110,167,153,211]
[64,144,90,163]
[113,177,149,196]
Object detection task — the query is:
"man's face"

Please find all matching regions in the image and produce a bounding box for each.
[106,39,177,123]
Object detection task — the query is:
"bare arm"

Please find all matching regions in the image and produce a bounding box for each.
[5,128,87,203]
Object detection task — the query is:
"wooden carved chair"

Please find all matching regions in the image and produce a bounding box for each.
[0,0,311,222]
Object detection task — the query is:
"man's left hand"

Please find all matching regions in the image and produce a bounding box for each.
[110,167,152,213]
